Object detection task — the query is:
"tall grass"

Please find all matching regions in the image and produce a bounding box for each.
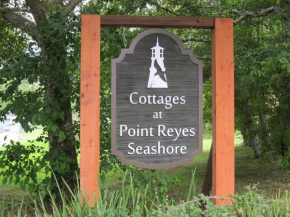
[0,172,290,216]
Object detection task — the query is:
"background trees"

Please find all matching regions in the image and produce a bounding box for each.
[0,0,289,196]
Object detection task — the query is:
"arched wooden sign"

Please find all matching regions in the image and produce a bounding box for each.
[111,29,203,169]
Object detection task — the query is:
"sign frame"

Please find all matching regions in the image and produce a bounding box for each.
[80,15,234,206]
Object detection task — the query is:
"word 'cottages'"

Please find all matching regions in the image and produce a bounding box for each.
[111,29,203,169]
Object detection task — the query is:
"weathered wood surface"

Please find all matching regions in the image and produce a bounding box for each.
[101,15,215,28]
[211,18,235,205]
[80,15,101,207]
[112,29,203,169]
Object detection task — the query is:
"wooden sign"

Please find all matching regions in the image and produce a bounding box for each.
[81,16,234,206]
[111,29,203,169]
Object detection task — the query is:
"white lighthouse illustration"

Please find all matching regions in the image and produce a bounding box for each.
[147,38,168,88]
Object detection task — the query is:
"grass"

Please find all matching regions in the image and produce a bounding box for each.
[235,147,290,196]
[1,130,290,215]
[102,134,290,201]
[1,172,290,216]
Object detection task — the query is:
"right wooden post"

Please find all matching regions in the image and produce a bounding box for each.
[211,18,235,205]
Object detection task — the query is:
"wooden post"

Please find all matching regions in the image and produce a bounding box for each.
[211,18,235,205]
[80,15,101,207]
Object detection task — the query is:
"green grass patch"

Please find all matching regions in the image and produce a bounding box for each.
[1,172,290,216]
[101,135,290,201]
[1,131,290,215]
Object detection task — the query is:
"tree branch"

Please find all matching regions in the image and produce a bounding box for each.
[42,0,64,15]
[0,7,31,13]
[233,6,277,23]
[61,0,83,17]
[147,0,180,16]
[182,38,210,43]
[25,0,47,25]
[1,11,41,43]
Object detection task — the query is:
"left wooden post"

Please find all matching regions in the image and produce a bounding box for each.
[80,15,101,207]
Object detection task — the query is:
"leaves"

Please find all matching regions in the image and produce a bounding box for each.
[0,9,82,192]
[0,0,289,195]
[0,141,46,192]
[2,177,7,185]
[59,130,66,141]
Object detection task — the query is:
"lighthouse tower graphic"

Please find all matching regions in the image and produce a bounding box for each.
[147,38,168,88]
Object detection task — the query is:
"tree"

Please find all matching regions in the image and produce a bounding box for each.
[0,0,83,194]
[0,0,149,195]
[1,0,289,199]
[233,0,290,164]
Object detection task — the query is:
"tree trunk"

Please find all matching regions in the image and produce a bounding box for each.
[202,144,212,196]
[251,136,261,159]
[44,51,79,198]
[246,124,261,159]
[242,105,261,159]
[240,126,250,147]
[258,114,269,149]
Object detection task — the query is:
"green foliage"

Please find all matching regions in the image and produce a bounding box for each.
[0,11,81,192]
[0,141,48,192]
[125,168,180,198]
[233,185,290,217]
[229,0,290,162]
[1,0,290,198]
[1,172,290,216]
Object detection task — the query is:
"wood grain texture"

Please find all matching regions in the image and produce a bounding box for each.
[80,15,100,207]
[101,15,215,29]
[111,29,203,169]
[211,18,235,205]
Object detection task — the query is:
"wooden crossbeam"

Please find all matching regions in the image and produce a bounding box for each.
[101,15,215,29]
